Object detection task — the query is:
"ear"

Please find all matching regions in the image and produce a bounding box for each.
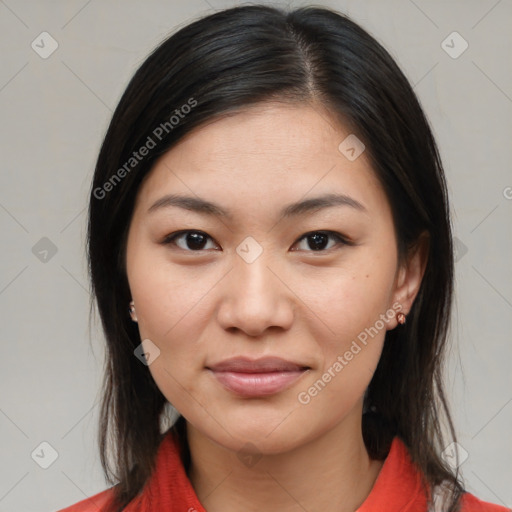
[129,300,138,322]
[389,232,429,329]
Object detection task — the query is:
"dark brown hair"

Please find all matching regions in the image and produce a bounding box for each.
[87,5,464,511]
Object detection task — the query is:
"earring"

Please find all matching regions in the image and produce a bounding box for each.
[129,300,138,322]
[397,312,406,325]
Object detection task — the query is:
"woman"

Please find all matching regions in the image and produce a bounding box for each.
[58,5,508,512]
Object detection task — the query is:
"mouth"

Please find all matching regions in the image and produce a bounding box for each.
[206,357,311,397]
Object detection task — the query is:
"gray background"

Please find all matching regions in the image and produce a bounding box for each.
[0,0,511,511]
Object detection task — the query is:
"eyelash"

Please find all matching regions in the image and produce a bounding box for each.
[161,230,353,253]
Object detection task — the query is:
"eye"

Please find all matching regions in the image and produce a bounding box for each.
[161,229,351,253]
[162,230,219,251]
[291,231,350,252]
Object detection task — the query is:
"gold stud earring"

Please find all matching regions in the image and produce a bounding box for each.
[397,312,406,325]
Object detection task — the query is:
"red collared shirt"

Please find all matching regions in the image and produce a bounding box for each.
[57,432,509,512]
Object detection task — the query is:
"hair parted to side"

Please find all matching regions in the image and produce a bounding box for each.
[87,5,463,511]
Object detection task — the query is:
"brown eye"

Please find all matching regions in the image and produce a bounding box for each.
[292,231,350,252]
[163,231,218,251]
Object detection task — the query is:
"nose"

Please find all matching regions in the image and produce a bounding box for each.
[216,251,295,337]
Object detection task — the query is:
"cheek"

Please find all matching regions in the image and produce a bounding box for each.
[132,273,210,412]
[128,242,216,341]
[301,253,396,349]
[126,242,205,378]
[295,255,396,412]
[294,271,391,418]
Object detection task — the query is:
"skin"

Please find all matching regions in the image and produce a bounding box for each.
[125,101,427,512]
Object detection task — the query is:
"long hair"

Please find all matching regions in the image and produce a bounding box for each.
[87,5,463,511]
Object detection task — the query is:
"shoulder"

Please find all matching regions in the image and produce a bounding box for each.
[56,487,116,512]
[458,491,510,512]
[430,480,509,512]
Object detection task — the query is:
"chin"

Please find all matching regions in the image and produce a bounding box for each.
[198,409,317,455]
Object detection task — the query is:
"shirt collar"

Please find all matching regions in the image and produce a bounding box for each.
[356,436,427,511]
[135,431,426,512]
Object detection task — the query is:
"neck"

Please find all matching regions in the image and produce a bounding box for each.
[185,409,384,512]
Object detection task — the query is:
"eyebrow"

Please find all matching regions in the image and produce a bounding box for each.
[147,193,367,220]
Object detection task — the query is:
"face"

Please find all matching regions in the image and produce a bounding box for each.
[125,102,417,455]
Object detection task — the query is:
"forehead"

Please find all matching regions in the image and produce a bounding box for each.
[160,101,351,169]
[134,102,389,221]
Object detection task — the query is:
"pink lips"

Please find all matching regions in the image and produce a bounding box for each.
[207,357,310,397]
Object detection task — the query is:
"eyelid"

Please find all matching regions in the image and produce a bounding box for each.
[161,230,220,250]
[161,229,353,252]
[292,230,354,251]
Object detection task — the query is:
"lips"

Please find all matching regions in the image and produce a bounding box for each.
[207,357,310,397]
[208,356,308,373]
